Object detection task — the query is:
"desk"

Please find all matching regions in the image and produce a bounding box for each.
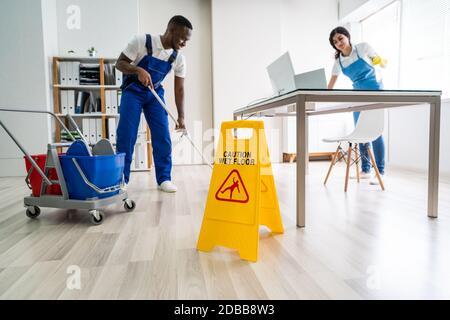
[233,89,442,227]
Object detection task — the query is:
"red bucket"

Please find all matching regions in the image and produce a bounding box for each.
[24,154,62,197]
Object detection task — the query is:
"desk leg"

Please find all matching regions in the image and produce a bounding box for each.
[296,96,306,228]
[428,98,441,218]
[305,116,309,174]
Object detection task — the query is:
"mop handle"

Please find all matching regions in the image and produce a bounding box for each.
[148,86,180,126]
[148,86,213,169]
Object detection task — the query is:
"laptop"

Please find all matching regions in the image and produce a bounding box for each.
[294,68,327,90]
[267,52,327,95]
[266,52,296,95]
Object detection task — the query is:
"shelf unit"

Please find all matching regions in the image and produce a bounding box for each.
[52,56,153,170]
[54,113,120,118]
[54,85,121,90]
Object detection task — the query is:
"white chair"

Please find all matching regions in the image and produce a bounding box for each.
[322,109,385,191]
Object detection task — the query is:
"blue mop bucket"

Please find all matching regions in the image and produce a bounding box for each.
[59,153,125,200]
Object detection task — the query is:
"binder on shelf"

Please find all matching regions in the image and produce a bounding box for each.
[107,118,116,144]
[140,141,148,169]
[72,62,80,85]
[75,91,86,114]
[134,141,148,170]
[115,68,123,86]
[82,118,90,142]
[138,114,146,133]
[59,62,67,85]
[136,132,145,143]
[67,62,73,85]
[105,63,116,85]
[136,132,148,170]
[142,143,148,169]
[131,143,137,169]
[75,92,82,114]
[105,90,111,114]
[134,142,141,170]
[67,90,75,115]
[60,91,68,114]
[136,143,142,169]
[96,119,103,142]
[111,90,118,114]
[117,91,122,113]
[89,118,97,145]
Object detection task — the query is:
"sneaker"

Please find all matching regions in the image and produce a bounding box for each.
[158,180,178,193]
[370,174,385,185]
[350,171,372,180]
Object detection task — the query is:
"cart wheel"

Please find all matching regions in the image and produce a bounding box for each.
[26,206,41,219]
[124,199,136,212]
[89,210,104,225]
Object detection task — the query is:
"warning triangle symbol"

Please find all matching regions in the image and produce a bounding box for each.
[215,169,249,203]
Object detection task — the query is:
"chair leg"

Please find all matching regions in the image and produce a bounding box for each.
[340,149,348,165]
[367,147,385,191]
[354,145,360,183]
[344,143,352,192]
[324,144,341,185]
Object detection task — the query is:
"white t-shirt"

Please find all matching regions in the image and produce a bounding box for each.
[331,42,379,77]
[122,34,186,78]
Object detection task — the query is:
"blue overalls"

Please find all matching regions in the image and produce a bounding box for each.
[339,47,385,174]
[117,34,177,184]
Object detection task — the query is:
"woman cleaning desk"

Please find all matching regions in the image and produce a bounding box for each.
[327,26,387,185]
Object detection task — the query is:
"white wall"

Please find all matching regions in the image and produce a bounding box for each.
[338,0,393,23]
[388,101,450,176]
[138,0,213,165]
[56,0,139,58]
[42,0,59,143]
[212,0,295,163]
[0,0,57,177]
[281,0,338,75]
[339,0,368,19]
[280,0,342,154]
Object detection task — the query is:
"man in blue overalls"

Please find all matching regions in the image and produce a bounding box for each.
[116,16,192,193]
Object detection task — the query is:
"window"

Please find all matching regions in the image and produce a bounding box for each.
[400,0,450,97]
[361,1,401,90]
[361,0,450,98]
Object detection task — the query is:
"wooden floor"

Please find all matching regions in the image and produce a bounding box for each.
[1,162,450,300]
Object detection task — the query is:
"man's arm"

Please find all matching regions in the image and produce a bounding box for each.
[116,52,153,88]
[174,76,186,129]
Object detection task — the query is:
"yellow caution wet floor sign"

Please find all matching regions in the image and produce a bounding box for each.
[197,120,284,262]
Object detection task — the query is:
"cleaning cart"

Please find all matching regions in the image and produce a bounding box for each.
[0,108,135,225]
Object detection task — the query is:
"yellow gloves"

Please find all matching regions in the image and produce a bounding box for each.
[372,56,387,68]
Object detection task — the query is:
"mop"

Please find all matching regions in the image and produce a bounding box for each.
[148,86,213,169]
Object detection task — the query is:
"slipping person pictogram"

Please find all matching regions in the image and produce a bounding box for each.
[220,177,240,199]
[215,169,249,203]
